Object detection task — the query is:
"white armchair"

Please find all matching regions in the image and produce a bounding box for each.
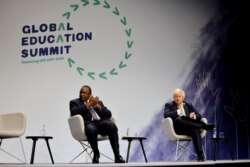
[0,112,27,163]
[68,114,117,163]
[162,117,207,161]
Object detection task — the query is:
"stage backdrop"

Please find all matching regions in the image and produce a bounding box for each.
[0,0,249,163]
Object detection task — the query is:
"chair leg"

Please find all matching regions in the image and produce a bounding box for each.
[184,143,197,157]
[70,141,114,163]
[19,137,27,163]
[80,141,114,161]
[99,152,114,161]
[175,140,206,161]
[69,150,86,163]
[203,135,207,160]
[176,140,191,161]
[175,140,179,161]
[80,142,93,161]
[69,142,92,163]
[0,138,26,163]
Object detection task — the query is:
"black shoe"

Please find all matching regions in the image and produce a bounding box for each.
[202,123,215,130]
[197,154,205,162]
[115,155,125,163]
[198,158,205,162]
[92,153,100,164]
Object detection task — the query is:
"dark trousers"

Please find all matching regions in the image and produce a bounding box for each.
[85,119,120,158]
[174,116,204,156]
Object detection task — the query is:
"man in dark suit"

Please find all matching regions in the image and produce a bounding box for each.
[69,85,125,164]
[164,88,215,161]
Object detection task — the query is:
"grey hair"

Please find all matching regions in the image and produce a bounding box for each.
[173,88,185,99]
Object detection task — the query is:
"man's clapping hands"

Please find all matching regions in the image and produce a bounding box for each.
[88,96,101,110]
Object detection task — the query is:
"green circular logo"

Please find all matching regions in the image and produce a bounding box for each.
[62,0,134,80]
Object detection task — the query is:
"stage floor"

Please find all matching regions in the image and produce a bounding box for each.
[1,160,250,167]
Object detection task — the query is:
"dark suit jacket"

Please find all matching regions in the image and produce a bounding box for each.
[164,101,202,121]
[69,98,112,123]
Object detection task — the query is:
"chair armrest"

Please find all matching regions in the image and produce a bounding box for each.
[163,117,192,141]
[200,118,208,138]
[110,116,117,125]
[68,115,87,141]
[163,117,180,141]
[201,118,207,124]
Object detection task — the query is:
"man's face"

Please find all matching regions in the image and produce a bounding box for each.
[174,93,184,105]
[80,87,91,101]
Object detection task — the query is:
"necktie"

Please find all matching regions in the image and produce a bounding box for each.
[178,104,186,116]
[90,107,99,120]
[180,107,185,116]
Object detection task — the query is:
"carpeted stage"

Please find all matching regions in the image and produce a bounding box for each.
[1,160,250,167]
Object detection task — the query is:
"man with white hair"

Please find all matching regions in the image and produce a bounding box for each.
[164,88,215,161]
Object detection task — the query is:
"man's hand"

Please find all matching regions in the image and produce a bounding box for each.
[189,112,196,119]
[91,96,102,110]
[93,103,102,111]
[179,103,184,111]
[89,96,99,107]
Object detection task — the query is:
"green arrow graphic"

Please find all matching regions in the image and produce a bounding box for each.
[125,52,132,59]
[120,17,127,26]
[68,58,75,68]
[110,68,118,75]
[113,7,119,16]
[77,67,84,76]
[103,0,110,8]
[125,28,132,37]
[70,4,79,11]
[119,61,127,69]
[127,41,134,48]
[99,72,107,80]
[81,0,89,7]
[93,0,100,5]
[62,12,70,20]
[88,72,95,80]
